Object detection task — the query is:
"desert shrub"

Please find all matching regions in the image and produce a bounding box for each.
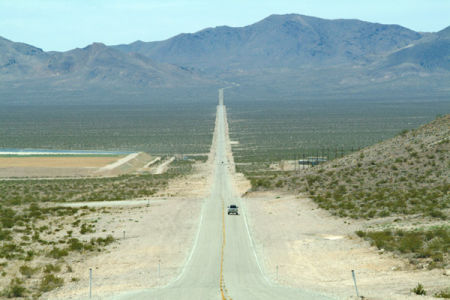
[0,208,16,228]
[399,232,423,253]
[0,229,12,241]
[39,274,63,292]
[80,223,95,234]
[427,209,447,220]
[0,242,24,259]
[44,264,61,274]
[48,247,69,259]
[358,227,449,269]
[2,278,26,298]
[94,235,115,246]
[355,230,365,238]
[412,283,426,295]
[67,238,84,251]
[306,175,321,186]
[435,287,450,298]
[23,250,34,262]
[19,265,38,278]
[366,230,394,250]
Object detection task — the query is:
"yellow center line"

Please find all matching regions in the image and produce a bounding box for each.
[220,197,230,300]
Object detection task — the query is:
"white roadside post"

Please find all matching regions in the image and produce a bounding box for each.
[351,270,360,298]
[157,257,161,287]
[89,268,92,298]
[276,265,279,281]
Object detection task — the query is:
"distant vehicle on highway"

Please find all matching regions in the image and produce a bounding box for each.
[228,204,239,215]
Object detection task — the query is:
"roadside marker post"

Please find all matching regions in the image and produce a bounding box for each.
[276,265,279,281]
[351,270,360,298]
[158,258,161,286]
[89,268,92,298]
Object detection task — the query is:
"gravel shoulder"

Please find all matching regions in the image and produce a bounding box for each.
[245,190,449,299]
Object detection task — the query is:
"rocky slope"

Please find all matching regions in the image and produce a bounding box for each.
[115,14,424,73]
[251,115,449,220]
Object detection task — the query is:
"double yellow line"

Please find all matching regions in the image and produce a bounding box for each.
[220,198,231,300]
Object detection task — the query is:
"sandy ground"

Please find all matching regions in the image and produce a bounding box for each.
[0,153,155,178]
[97,153,139,171]
[244,190,449,300]
[152,156,176,175]
[0,156,121,168]
[44,198,202,300]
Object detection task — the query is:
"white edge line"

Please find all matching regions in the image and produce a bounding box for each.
[239,195,274,286]
[163,195,207,288]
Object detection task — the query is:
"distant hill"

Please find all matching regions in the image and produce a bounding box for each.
[0,36,49,78]
[1,14,449,92]
[114,14,423,73]
[381,26,450,72]
[0,37,212,87]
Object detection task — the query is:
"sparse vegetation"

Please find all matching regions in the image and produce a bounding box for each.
[228,96,448,165]
[0,174,168,205]
[39,274,64,293]
[412,283,427,295]
[357,226,449,269]
[19,265,39,278]
[0,101,215,155]
[435,287,450,298]
[2,278,27,298]
[0,201,119,296]
[242,115,449,220]
[0,156,197,206]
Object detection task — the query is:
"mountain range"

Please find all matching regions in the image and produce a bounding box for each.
[0,38,210,87]
[1,14,449,90]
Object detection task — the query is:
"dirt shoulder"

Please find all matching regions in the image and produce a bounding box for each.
[244,190,449,300]
[44,197,202,300]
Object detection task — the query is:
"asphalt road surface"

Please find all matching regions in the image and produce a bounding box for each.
[114,90,334,300]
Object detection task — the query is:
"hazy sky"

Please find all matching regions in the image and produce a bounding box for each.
[1,0,449,51]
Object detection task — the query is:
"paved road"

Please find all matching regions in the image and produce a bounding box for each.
[114,90,334,300]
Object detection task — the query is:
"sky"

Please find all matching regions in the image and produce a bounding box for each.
[0,0,449,51]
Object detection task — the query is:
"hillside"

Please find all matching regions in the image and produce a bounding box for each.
[115,14,423,73]
[0,37,212,87]
[250,115,449,220]
[1,13,449,92]
[380,26,450,72]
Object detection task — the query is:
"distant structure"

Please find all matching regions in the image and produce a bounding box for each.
[298,157,327,166]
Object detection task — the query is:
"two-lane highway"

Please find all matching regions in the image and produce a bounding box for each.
[115,89,334,300]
